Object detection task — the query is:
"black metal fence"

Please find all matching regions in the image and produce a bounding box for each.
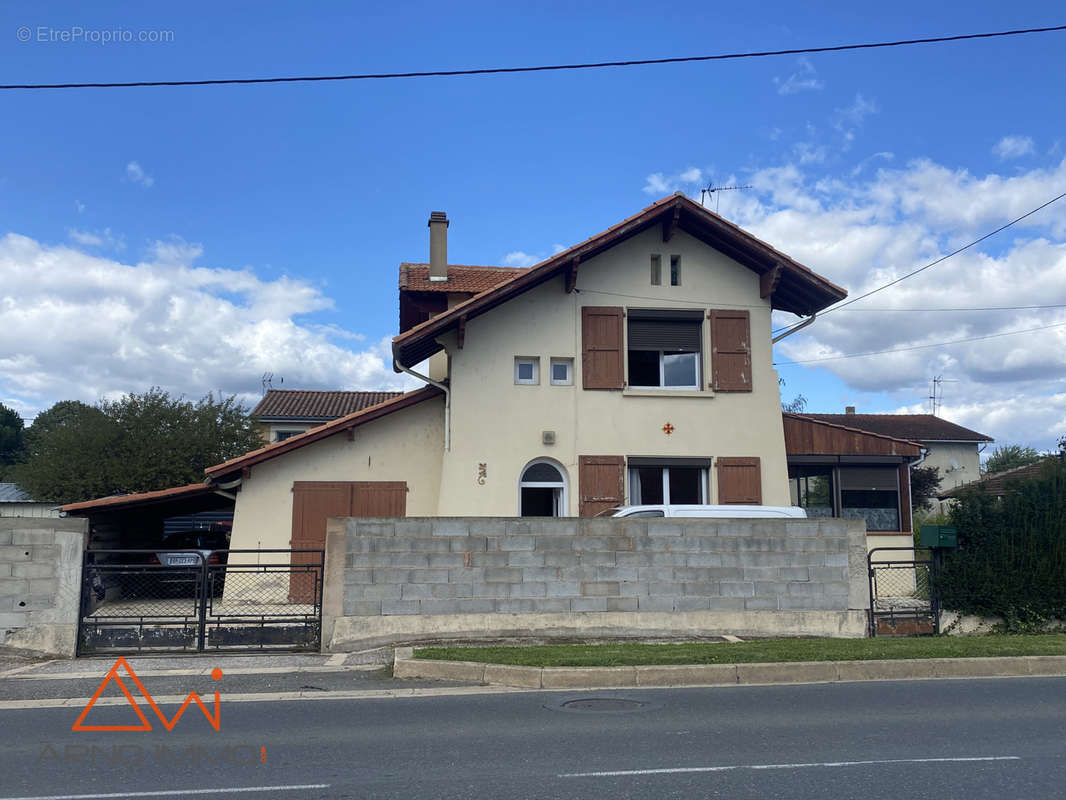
[868,546,939,636]
[78,549,324,655]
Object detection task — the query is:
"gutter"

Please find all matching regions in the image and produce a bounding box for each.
[772,313,816,344]
[394,359,451,452]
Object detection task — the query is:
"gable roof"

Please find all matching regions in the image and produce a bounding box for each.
[205,385,442,479]
[393,194,847,368]
[62,483,217,514]
[252,390,404,421]
[783,413,924,458]
[801,414,993,443]
[399,263,525,294]
[938,457,1061,499]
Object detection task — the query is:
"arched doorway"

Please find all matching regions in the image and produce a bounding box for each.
[519,459,568,517]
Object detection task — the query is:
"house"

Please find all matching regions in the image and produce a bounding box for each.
[251,390,403,443]
[801,410,993,511]
[194,193,847,554]
[938,456,1062,500]
[0,483,60,519]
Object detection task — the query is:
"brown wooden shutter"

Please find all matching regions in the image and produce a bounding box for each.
[716,457,762,504]
[710,310,752,392]
[352,481,408,517]
[578,455,625,517]
[290,482,354,601]
[581,306,624,389]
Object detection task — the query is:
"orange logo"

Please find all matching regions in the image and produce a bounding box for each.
[72,657,222,733]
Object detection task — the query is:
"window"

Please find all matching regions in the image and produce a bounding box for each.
[519,459,568,516]
[670,255,681,286]
[273,429,304,442]
[650,254,662,286]
[840,468,900,531]
[627,309,702,389]
[627,458,710,505]
[550,358,573,386]
[788,467,834,519]
[514,357,539,385]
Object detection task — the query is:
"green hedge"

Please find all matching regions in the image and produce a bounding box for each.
[935,459,1066,631]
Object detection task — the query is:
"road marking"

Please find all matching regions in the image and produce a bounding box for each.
[0,784,330,800]
[560,756,1022,777]
[1,664,381,681]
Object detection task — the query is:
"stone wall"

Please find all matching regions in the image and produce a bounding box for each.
[323,517,870,650]
[0,517,87,657]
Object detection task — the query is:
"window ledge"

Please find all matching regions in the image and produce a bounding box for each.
[622,389,715,399]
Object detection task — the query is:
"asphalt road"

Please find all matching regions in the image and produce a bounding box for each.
[2,677,1064,799]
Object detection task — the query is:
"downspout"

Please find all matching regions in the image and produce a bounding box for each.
[394,358,450,452]
[772,313,816,344]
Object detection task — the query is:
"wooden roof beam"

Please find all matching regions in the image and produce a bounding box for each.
[565,257,580,293]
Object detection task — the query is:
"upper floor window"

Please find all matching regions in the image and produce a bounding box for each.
[550,358,573,386]
[514,356,539,385]
[650,254,662,286]
[670,255,681,286]
[627,309,702,389]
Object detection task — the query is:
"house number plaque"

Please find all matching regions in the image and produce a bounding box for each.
[477,463,487,485]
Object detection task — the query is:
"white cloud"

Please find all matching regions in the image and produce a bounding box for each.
[774,57,824,95]
[125,161,154,188]
[716,156,1066,450]
[74,200,85,214]
[0,236,419,417]
[68,227,125,250]
[643,167,705,195]
[994,135,1036,161]
[502,251,541,268]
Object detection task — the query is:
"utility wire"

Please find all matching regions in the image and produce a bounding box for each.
[772,188,1066,336]
[774,320,1066,366]
[826,303,1066,312]
[3,24,1065,90]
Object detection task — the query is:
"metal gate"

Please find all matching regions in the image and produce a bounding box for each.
[77,549,323,655]
[868,546,939,637]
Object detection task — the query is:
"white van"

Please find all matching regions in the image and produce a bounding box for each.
[598,504,807,519]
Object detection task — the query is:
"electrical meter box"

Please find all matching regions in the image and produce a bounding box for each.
[919,525,958,548]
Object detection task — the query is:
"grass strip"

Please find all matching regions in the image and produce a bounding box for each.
[413,635,1066,667]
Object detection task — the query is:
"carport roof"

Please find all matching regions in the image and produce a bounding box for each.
[61,482,218,514]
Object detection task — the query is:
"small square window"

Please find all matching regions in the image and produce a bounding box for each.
[550,358,573,386]
[670,255,681,286]
[514,357,539,385]
[650,254,662,286]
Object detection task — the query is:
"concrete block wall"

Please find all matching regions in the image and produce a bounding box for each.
[0,517,87,657]
[323,517,870,649]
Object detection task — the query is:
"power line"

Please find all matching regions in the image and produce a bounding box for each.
[3,24,1065,91]
[772,188,1066,336]
[774,320,1066,366]
[829,304,1066,312]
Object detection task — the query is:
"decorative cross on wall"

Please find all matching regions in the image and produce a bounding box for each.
[662,422,675,435]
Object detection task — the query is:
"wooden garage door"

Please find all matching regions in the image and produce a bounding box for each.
[716,457,762,504]
[290,481,408,600]
[578,455,625,517]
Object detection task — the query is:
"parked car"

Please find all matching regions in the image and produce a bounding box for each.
[596,504,808,519]
[120,529,231,598]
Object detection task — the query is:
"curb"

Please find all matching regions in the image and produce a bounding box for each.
[393,655,1066,689]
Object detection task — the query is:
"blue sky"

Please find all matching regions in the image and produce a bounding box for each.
[2,2,1065,449]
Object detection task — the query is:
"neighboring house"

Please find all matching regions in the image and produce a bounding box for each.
[0,482,60,518]
[252,390,403,443]
[197,193,846,554]
[938,456,1062,500]
[801,410,993,510]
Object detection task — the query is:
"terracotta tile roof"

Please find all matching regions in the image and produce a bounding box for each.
[801,414,993,443]
[939,457,1061,499]
[393,194,848,368]
[205,385,443,479]
[398,263,526,294]
[252,390,404,421]
[62,483,215,513]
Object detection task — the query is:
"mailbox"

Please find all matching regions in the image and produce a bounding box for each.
[919,525,958,548]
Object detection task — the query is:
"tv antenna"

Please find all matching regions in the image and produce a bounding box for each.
[928,375,958,416]
[261,372,283,394]
[700,181,753,214]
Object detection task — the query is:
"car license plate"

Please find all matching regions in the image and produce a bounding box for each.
[168,556,199,566]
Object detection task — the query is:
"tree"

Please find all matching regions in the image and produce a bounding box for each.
[910,465,941,511]
[12,389,262,503]
[983,445,1043,475]
[782,394,807,413]
[0,403,25,473]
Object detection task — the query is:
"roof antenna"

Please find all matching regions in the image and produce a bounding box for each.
[261,372,273,394]
[701,179,753,215]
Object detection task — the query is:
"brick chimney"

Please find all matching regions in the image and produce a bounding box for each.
[845,406,855,415]
[428,212,449,282]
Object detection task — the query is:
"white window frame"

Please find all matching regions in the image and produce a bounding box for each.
[514,356,540,385]
[628,466,708,505]
[549,358,573,386]
[518,458,569,516]
[272,427,307,442]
